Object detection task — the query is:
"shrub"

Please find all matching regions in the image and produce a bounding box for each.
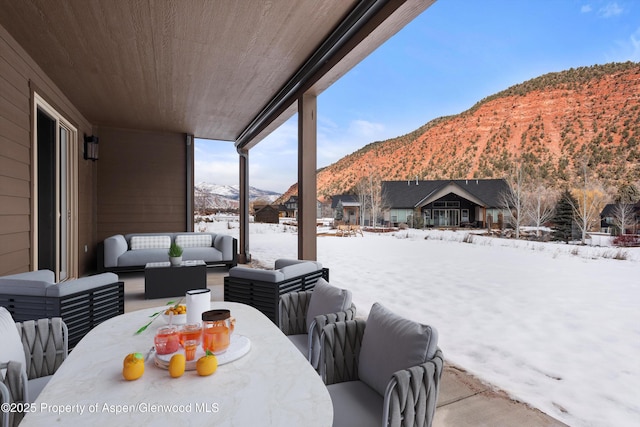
[613,234,640,247]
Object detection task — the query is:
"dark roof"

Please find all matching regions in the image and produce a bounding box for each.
[331,194,359,209]
[601,202,640,217]
[382,179,509,209]
[255,205,279,213]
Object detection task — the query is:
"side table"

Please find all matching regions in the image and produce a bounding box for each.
[144,260,207,299]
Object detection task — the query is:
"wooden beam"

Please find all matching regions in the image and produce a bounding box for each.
[298,93,317,261]
[238,148,250,264]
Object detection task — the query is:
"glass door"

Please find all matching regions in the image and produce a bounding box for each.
[58,126,69,281]
[34,94,78,281]
[433,209,460,227]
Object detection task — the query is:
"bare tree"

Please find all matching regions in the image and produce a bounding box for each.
[569,160,610,244]
[611,202,636,234]
[500,166,526,239]
[354,177,369,226]
[364,169,387,229]
[525,184,558,237]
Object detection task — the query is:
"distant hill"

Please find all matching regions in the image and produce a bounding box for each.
[195,182,280,211]
[279,62,640,202]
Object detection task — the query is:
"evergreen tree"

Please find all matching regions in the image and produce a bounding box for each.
[552,189,577,243]
[334,200,344,222]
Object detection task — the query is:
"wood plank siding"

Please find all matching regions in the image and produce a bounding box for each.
[96,127,188,241]
[1,23,190,276]
[0,24,94,276]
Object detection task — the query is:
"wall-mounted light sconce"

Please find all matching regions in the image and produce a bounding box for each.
[84,135,99,161]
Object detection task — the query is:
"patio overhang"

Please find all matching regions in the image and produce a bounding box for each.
[0,0,436,266]
[0,0,434,144]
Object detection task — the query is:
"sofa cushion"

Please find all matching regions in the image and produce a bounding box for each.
[0,307,27,375]
[182,247,223,263]
[175,234,212,248]
[228,267,285,282]
[45,273,119,297]
[327,380,383,427]
[0,270,54,296]
[118,249,170,267]
[130,235,171,250]
[279,262,321,280]
[287,334,309,359]
[275,258,323,270]
[305,278,352,329]
[358,302,438,396]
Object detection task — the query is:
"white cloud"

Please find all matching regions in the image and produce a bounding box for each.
[194,158,238,186]
[581,4,592,13]
[195,116,389,193]
[606,27,640,62]
[348,119,385,138]
[599,2,623,17]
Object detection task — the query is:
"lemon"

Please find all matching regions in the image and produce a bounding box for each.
[169,353,186,378]
[122,352,145,381]
[196,351,218,376]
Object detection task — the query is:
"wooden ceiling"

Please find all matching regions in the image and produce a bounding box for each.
[0,0,434,146]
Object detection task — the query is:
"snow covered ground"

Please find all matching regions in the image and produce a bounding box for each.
[202,218,640,427]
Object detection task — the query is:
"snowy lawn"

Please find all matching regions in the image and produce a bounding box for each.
[204,220,640,427]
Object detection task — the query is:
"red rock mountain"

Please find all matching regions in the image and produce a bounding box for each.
[279,62,640,202]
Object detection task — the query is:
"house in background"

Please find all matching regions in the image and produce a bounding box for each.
[600,202,640,234]
[331,194,362,224]
[383,179,510,228]
[254,205,281,224]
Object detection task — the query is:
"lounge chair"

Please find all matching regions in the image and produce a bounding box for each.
[279,278,356,370]
[224,259,329,324]
[0,307,68,426]
[319,303,443,427]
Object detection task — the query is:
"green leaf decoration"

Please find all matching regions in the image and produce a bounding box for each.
[135,297,185,334]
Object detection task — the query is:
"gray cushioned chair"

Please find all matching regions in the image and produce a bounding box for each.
[0,381,9,427]
[279,278,356,370]
[0,270,123,348]
[225,259,329,324]
[1,307,68,426]
[320,303,443,427]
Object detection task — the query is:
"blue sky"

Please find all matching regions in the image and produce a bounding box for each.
[195,0,640,193]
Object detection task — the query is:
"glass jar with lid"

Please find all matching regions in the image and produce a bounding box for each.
[202,309,232,354]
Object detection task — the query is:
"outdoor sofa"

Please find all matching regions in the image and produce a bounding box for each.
[0,270,123,348]
[98,232,238,272]
[224,259,329,324]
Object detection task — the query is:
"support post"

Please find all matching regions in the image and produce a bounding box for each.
[186,134,194,232]
[238,148,251,264]
[298,93,317,261]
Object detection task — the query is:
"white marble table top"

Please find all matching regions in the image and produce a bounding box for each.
[20,302,333,426]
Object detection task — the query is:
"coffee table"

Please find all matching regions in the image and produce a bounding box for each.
[144,260,207,299]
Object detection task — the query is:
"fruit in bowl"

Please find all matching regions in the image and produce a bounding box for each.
[162,304,187,324]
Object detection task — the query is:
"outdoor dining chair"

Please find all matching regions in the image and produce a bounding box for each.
[278,278,356,371]
[0,307,68,427]
[319,302,443,427]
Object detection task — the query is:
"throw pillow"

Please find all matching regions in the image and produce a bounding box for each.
[175,234,212,248]
[305,278,352,328]
[358,302,438,396]
[130,235,171,250]
[0,307,27,374]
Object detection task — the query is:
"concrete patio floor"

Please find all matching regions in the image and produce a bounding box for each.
[120,268,568,427]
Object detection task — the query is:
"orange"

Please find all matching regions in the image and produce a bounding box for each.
[196,351,218,376]
[169,353,186,378]
[122,352,145,381]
